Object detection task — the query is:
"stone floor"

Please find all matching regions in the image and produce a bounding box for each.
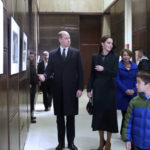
[24,90,126,150]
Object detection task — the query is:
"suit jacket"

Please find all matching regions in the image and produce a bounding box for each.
[38,60,45,74]
[38,60,51,92]
[45,47,84,116]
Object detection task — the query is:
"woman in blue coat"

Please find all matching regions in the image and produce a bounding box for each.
[115,49,138,135]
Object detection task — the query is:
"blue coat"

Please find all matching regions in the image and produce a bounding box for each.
[115,60,138,110]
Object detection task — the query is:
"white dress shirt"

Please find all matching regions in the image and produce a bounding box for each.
[44,61,48,70]
[60,47,68,57]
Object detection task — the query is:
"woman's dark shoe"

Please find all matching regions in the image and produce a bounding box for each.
[97,140,106,150]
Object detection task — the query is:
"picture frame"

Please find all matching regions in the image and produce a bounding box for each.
[21,32,27,71]
[0,0,3,74]
[9,16,20,75]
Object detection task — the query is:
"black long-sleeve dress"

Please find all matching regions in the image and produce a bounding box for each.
[87,52,119,132]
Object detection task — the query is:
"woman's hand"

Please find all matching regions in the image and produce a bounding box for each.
[95,65,104,72]
[125,89,135,95]
[87,92,92,98]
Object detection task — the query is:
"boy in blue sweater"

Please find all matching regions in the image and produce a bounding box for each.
[122,71,150,150]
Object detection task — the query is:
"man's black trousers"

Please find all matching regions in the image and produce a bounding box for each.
[56,115,75,145]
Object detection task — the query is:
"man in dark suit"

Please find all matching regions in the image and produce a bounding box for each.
[29,52,39,123]
[39,31,84,150]
[38,51,52,111]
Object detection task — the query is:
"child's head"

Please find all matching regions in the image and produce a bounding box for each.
[136,71,150,94]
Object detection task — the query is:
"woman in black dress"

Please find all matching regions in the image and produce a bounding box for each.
[87,35,119,150]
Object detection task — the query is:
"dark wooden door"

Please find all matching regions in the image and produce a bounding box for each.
[80,15,102,88]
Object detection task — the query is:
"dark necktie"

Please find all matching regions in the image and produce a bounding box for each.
[62,48,66,60]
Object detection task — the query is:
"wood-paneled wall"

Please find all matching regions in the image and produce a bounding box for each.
[147,0,150,57]
[110,0,125,53]
[39,14,80,54]
[0,0,39,150]
[80,15,102,87]
[132,0,150,58]
[108,0,150,59]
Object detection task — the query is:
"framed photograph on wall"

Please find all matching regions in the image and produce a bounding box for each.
[0,0,3,74]
[21,32,27,71]
[10,16,20,75]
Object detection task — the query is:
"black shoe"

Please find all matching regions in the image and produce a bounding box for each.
[45,108,50,111]
[31,119,36,123]
[68,143,78,150]
[55,143,65,150]
[31,116,36,120]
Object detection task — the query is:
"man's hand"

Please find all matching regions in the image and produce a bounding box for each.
[38,74,46,82]
[87,92,92,98]
[76,90,82,98]
[125,141,131,150]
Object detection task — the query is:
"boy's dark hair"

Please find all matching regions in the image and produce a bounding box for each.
[137,71,150,84]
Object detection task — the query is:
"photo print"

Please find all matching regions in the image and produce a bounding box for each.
[21,32,27,71]
[0,0,3,74]
[10,16,20,75]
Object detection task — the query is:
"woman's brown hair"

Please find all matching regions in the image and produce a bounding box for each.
[120,49,133,58]
[99,35,116,53]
